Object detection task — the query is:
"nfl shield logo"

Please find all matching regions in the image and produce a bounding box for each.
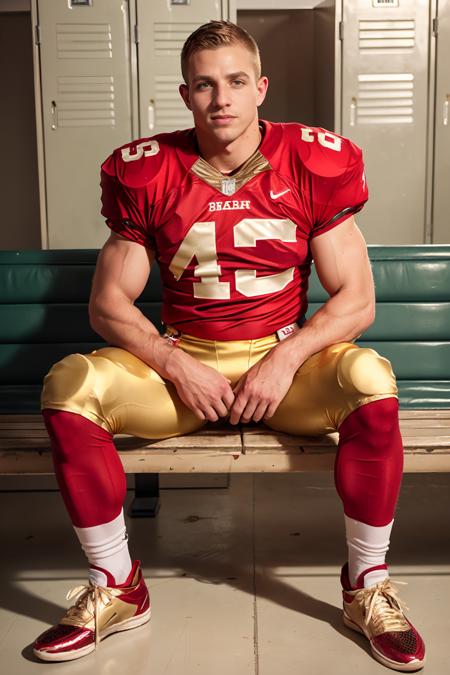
[221,178,236,196]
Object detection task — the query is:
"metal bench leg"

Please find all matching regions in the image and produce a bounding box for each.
[128,473,161,518]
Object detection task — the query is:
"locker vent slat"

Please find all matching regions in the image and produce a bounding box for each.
[359,19,415,53]
[57,76,115,127]
[357,74,414,124]
[155,76,193,131]
[56,23,112,59]
[154,23,203,55]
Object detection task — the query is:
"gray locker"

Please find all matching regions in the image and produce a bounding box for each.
[136,0,235,136]
[36,0,135,248]
[341,0,430,244]
[433,0,450,244]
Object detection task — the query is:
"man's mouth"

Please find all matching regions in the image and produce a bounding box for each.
[211,115,236,121]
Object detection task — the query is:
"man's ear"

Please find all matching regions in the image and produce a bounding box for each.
[256,76,269,108]
[179,83,192,111]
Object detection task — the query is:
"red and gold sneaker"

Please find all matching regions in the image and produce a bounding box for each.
[33,560,150,662]
[341,563,425,671]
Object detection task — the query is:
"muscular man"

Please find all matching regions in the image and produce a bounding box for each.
[34,20,425,671]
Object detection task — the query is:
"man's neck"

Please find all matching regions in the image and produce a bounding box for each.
[195,120,262,174]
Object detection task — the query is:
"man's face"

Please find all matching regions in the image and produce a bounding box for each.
[179,44,268,147]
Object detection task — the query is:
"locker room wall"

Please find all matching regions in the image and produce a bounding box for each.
[0,10,40,249]
[0,0,30,10]
[238,10,316,126]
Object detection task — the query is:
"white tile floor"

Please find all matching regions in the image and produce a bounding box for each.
[0,472,449,674]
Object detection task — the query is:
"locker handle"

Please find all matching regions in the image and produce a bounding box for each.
[444,96,449,126]
[148,99,155,130]
[51,100,57,130]
[350,97,357,127]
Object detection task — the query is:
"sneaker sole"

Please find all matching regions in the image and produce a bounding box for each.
[343,611,425,672]
[33,607,151,662]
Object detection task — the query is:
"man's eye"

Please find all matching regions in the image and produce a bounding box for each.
[196,82,211,90]
[232,80,245,86]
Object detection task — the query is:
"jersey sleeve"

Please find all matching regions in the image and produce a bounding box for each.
[100,143,156,249]
[299,129,368,239]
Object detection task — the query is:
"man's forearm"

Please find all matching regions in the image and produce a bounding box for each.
[277,287,375,370]
[89,293,180,380]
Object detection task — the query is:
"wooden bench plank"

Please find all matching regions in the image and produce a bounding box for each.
[242,433,450,451]
[1,409,449,428]
[0,429,242,449]
[1,413,450,451]
[1,410,450,475]
[3,431,449,450]
[2,446,450,474]
[397,410,450,419]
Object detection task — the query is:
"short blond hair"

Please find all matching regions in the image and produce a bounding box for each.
[181,20,261,84]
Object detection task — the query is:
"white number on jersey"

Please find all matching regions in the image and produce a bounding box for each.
[234,219,296,297]
[121,140,160,163]
[169,221,230,300]
[300,128,341,152]
[168,218,297,300]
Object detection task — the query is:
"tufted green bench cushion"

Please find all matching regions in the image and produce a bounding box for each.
[0,246,449,413]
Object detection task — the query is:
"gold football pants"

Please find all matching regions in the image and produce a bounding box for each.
[41,333,398,438]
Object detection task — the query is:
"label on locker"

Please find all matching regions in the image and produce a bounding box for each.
[372,0,399,6]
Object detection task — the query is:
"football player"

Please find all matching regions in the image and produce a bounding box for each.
[34,20,425,670]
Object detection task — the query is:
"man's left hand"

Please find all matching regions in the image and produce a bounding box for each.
[229,346,301,425]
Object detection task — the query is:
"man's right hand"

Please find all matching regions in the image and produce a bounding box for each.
[165,348,235,422]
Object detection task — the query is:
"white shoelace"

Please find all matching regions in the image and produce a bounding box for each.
[361,579,409,632]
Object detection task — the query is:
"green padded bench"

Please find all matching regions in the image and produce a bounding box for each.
[1,246,450,483]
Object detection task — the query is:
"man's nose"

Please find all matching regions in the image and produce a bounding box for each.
[212,83,231,109]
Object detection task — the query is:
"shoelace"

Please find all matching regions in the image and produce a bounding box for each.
[66,584,114,646]
[361,579,409,633]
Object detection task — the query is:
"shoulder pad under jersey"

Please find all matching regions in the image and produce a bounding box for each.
[101,134,171,190]
[285,123,364,179]
[101,127,196,192]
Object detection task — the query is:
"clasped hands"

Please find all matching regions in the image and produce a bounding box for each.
[168,345,300,425]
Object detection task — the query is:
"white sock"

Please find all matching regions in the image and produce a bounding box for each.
[345,515,393,588]
[74,510,132,586]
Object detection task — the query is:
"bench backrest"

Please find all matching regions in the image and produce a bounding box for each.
[0,246,449,412]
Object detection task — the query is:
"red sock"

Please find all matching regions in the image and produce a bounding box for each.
[43,409,126,528]
[335,398,404,527]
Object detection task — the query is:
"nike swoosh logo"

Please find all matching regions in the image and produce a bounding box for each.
[270,189,291,200]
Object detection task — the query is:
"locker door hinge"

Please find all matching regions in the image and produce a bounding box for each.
[134,24,139,44]
[432,17,438,37]
[35,24,41,45]
[339,21,344,41]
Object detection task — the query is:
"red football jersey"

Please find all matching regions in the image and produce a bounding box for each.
[100,120,368,340]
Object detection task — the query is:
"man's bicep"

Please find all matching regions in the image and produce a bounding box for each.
[310,216,374,300]
[91,233,154,305]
